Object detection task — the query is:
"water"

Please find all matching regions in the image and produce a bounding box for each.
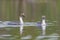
[0,21,59,40]
[0,33,59,40]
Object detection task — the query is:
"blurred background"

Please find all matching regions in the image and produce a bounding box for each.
[0,0,60,40]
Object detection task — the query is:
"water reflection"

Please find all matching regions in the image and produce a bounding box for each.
[35,33,59,40]
[0,28,59,40]
[20,33,59,40]
[0,22,59,40]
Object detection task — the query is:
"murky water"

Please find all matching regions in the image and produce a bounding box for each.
[0,33,59,40]
[0,21,60,40]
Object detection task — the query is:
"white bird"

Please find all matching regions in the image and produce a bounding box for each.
[41,16,46,35]
[19,13,25,35]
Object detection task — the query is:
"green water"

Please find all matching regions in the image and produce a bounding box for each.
[0,0,60,40]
